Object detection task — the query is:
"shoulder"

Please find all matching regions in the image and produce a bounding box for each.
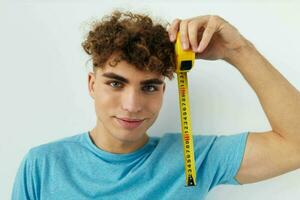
[26,132,87,161]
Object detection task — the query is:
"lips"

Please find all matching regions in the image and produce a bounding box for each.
[115,117,144,129]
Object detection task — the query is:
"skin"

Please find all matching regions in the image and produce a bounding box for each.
[168,15,300,184]
[88,55,166,154]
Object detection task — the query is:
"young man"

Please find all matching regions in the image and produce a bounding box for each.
[12,11,300,199]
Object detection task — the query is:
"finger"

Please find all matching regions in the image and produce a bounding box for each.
[179,19,190,50]
[197,17,218,52]
[188,19,206,52]
[168,18,181,42]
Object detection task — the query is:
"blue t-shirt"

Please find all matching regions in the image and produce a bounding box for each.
[12,131,249,200]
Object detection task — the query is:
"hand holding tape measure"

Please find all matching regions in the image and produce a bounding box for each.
[175,32,197,187]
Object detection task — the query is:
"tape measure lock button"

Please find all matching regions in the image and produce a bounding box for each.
[180,60,193,71]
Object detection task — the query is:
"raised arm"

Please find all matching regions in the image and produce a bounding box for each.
[168,15,300,184]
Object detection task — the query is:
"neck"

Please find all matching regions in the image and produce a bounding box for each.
[89,121,149,154]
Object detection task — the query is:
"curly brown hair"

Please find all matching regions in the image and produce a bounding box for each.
[82,11,176,80]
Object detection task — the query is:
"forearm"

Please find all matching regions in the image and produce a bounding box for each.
[225,41,300,143]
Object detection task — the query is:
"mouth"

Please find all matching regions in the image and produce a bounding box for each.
[114,117,145,129]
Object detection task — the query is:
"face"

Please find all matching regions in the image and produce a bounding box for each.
[88,55,166,145]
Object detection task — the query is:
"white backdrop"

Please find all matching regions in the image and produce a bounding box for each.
[1,0,300,199]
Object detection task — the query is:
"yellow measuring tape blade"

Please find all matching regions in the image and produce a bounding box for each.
[175,33,197,187]
[177,72,197,186]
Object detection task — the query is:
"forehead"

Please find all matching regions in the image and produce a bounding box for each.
[96,59,165,82]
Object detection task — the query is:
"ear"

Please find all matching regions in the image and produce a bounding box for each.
[88,72,96,99]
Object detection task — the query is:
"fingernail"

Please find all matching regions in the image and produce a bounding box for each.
[182,43,188,50]
[170,34,175,41]
[197,43,204,52]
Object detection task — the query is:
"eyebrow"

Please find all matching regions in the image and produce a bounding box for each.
[102,72,164,85]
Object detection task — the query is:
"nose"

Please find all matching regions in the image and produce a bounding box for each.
[121,88,142,113]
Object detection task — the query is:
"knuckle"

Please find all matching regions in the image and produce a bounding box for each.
[172,18,181,24]
[170,18,181,30]
[208,17,219,28]
[180,19,189,26]
[210,15,219,20]
[179,21,188,31]
[188,20,197,27]
[174,18,181,22]
[209,15,221,24]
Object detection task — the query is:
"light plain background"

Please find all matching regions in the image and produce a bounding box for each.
[1,0,300,199]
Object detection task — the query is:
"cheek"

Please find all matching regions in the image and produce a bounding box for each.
[146,94,163,115]
[94,87,119,115]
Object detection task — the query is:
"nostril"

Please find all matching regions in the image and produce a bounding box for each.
[121,102,142,113]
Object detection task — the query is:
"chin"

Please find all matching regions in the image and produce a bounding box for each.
[111,129,147,143]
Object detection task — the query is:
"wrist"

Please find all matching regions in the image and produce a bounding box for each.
[224,39,257,68]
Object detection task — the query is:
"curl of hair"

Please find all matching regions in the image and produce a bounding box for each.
[82,11,176,79]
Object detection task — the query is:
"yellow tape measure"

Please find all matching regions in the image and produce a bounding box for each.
[175,32,197,187]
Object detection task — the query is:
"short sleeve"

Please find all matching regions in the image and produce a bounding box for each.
[11,150,39,200]
[205,132,249,187]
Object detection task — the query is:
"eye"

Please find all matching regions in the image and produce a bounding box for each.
[142,85,158,92]
[107,81,123,88]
